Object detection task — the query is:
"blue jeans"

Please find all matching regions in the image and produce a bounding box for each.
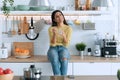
[47,46,70,76]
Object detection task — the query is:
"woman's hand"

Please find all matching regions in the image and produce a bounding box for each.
[52,28,57,35]
[61,31,66,37]
[60,31,67,43]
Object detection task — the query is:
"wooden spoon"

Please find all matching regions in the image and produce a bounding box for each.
[18,17,21,35]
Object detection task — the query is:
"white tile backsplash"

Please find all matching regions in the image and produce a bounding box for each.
[0,0,119,56]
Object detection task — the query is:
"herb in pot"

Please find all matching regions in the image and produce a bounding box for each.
[75,42,86,51]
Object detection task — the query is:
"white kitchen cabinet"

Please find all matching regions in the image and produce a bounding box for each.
[35,62,73,76]
[67,63,73,75]
[73,62,112,75]
[0,63,34,76]
[111,63,120,75]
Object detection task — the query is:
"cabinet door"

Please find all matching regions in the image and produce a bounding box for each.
[67,63,73,75]
[111,63,120,75]
[35,63,73,76]
[0,63,34,76]
[73,62,111,75]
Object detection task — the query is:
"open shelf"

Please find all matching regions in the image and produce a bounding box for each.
[0,11,111,16]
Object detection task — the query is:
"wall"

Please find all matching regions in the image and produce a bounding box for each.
[0,0,118,56]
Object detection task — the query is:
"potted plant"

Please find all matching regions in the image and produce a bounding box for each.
[2,0,14,16]
[117,69,120,80]
[75,42,86,56]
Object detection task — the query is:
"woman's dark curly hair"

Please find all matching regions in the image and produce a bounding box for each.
[51,10,68,26]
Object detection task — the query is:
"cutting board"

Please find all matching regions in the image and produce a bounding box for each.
[19,17,29,34]
[13,42,33,56]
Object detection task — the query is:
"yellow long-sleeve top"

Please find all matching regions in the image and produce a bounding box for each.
[48,25,72,47]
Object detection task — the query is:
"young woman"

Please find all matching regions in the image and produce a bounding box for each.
[47,10,72,75]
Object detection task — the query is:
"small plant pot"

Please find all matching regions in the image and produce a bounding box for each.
[79,51,84,57]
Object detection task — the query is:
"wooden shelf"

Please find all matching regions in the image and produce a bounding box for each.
[0,11,111,16]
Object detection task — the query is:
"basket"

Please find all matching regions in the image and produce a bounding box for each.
[0,73,14,80]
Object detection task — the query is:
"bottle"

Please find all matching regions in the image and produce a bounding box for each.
[113,35,115,40]
[29,65,36,79]
[86,0,91,10]
[87,48,92,56]
[0,43,8,59]
[105,33,110,40]
[75,0,80,10]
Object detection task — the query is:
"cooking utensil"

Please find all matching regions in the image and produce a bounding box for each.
[22,16,29,34]
[34,68,42,79]
[16,17,19,35]
[11,16,16,35]
[25,17,39,40]
[34,19,45,33]
[2,17,8,34]
[18,17,21,35]
[24,68,31,79]
[7,18,12,37]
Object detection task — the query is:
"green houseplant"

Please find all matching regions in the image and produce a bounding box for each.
[76,42,86,51]
[76,42,86,56]
[2,0,14,16]
[117,69,120,80]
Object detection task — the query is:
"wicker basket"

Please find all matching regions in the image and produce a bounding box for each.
[0,73,14,80]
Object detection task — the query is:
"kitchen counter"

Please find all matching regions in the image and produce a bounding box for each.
[13,76,117,80]
[1,55,120,63]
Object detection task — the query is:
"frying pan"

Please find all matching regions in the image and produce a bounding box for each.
[25,17,39,40]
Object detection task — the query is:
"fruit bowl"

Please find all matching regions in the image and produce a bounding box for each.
[15,52,30,56]
[15,48,30,56]
[0,73,14,80]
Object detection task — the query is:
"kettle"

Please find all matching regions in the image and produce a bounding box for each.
[93,45,101,57]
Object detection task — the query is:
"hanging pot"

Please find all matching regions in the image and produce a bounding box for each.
[25,17,39,40]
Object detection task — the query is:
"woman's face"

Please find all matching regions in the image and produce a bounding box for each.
[54,12,64,24]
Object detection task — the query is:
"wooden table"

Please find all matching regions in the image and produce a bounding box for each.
[13,76,118,80]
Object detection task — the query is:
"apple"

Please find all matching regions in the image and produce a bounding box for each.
[3,68,13,74]
[0,67,4,75]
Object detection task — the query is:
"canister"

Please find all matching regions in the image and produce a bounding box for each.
[0,43,8,59]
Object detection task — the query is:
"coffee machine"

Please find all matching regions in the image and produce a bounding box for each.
[101,39,117,58]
